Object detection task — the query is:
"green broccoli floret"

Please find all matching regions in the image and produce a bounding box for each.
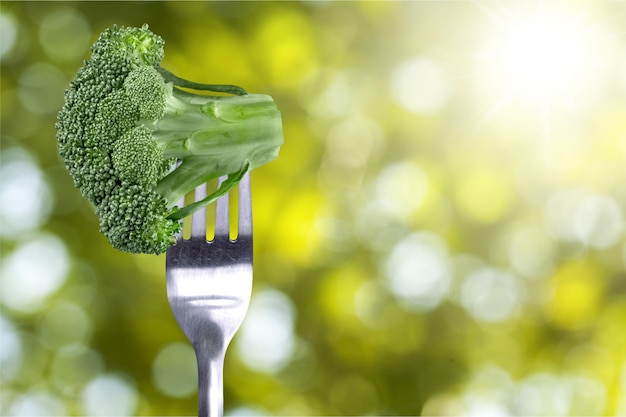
[56,24,283,254]
[112,126,165,186]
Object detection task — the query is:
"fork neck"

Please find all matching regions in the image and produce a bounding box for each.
[195,343,226,417]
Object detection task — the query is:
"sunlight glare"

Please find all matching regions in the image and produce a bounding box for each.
[482,8,599,104]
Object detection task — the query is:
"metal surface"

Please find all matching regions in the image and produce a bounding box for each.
[166,173,253,417]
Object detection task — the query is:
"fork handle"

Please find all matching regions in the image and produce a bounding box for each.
[195,345,226,417]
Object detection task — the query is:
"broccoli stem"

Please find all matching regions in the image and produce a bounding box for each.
[151,89,283,207]
[157,67,248,96]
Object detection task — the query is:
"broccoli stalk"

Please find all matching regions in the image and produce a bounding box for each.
[150,89,282,216]
[56,24,284,254]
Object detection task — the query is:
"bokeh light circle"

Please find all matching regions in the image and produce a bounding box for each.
[39,8,91,62]
[389,57,450,115]
[236,289,296,373]
[0,148,53,238]
[80,374,138,416]
[0,234,69,313]
[0,12,17,59]
[152,342,197,398]
[17,62,67,114]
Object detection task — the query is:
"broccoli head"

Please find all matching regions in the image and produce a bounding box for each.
[56,24,283,254]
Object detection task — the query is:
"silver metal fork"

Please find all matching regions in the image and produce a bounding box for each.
[166,173,253,417]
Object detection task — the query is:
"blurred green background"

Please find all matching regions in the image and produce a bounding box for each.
[1,1,626,415]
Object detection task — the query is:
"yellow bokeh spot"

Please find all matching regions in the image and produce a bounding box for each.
[454,167,515,224]
[167,23,253,85]
[318,265,366,326]
[252,8,318,90]
[358,0,396,19]
[272,190,325,266]
[546,261,605,330]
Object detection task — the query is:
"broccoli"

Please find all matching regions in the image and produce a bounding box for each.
[56,24,283,254]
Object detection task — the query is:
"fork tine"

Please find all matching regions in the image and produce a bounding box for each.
[172,160,185,240]
[190,183,207,239]
[238,172,252,238]
[214,176,230,239]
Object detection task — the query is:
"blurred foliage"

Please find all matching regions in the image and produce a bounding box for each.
[1,1,626,416]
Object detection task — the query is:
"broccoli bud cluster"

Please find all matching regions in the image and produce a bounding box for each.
[56,24,179,253]
[124,65,168,120]
[112,126,165,186]
[56,24,283,254]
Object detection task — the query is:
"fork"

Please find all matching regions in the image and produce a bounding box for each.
[166,173,253,417]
